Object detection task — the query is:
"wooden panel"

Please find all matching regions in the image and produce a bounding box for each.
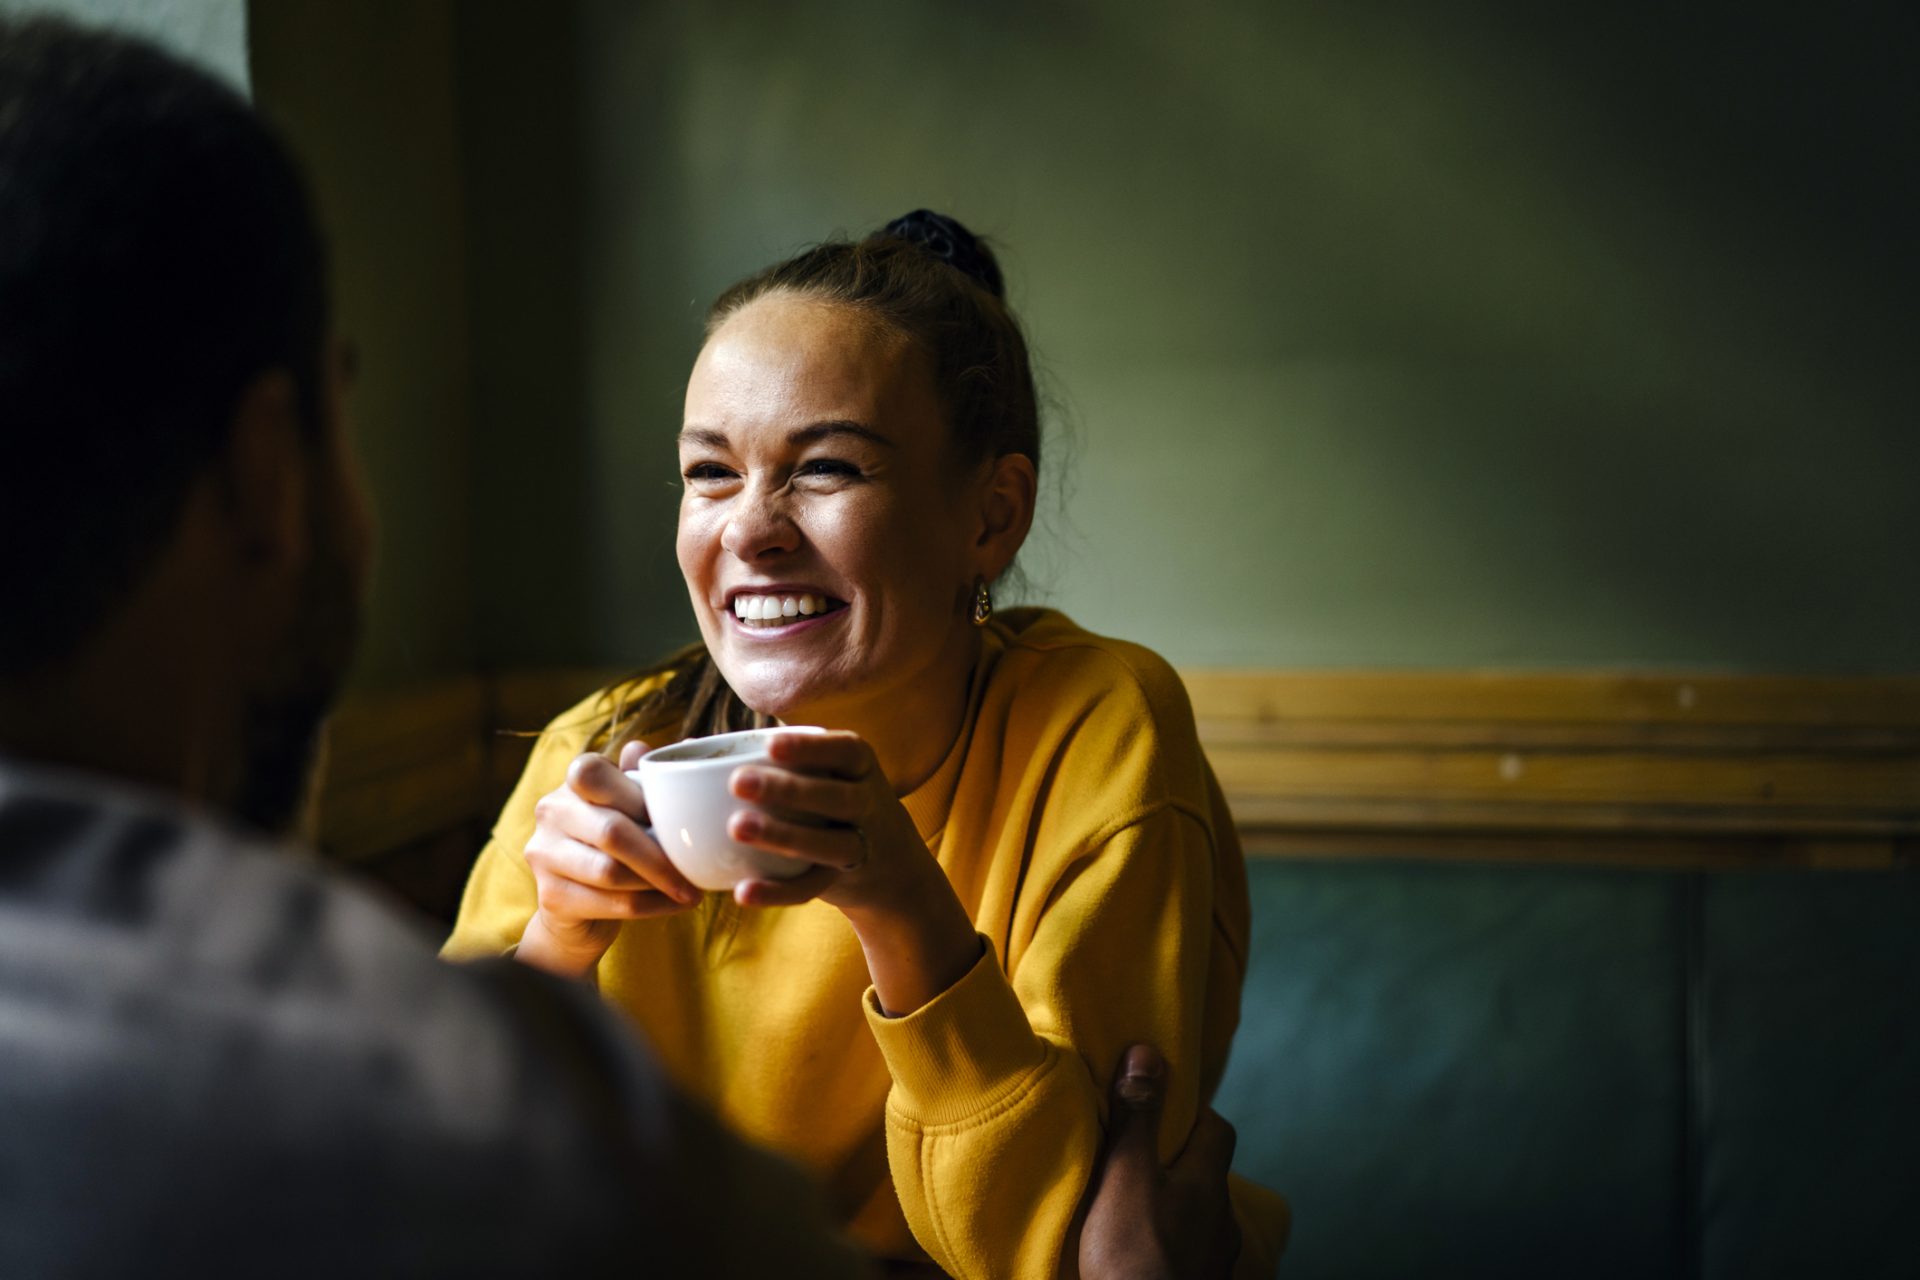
[1238,829,1911,871]
[487,667,620,736]
[315,679,487,863]
[1183,670,1920,729]
[322,679,485,782]
[1207,747,1920,818]
[483,667,622,804]
[1190,669,1920,864]
[318,746,486,863]
[1227,796,1914,839]
[316,670,622,864]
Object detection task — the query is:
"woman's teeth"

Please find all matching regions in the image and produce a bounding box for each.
[733,593,833,626]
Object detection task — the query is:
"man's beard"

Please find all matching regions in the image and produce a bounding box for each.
[232,496,363,835]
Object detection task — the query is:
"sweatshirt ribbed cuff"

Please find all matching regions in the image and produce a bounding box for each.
[863,935,1047,1128]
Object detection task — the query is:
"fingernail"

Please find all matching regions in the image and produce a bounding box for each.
[1118,1045,1164,1101]
[733,768,763,798]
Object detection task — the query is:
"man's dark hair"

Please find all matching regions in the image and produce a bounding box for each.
[0,16,329,675]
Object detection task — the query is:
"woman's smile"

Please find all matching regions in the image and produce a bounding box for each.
[724,586,849,634]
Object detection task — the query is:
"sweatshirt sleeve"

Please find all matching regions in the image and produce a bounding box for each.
[864,804,1275,1279]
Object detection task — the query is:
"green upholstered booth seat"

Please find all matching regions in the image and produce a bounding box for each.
[1214,861,1918,1279]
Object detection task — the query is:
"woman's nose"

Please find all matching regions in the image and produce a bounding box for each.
[720,481,799,560]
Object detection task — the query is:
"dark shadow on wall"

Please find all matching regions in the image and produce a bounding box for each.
[454,2,600,672]
[249,0,480,687]
[455,0,706,673]
[569,0,704,670]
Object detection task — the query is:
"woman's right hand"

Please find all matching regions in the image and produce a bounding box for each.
[515,742,702,980]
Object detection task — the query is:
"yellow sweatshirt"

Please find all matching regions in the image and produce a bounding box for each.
[446,609,1288,1278]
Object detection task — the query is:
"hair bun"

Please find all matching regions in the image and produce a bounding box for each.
[877,209,1004,299]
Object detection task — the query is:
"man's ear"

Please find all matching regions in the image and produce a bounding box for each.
[975,452,1037,579]
[215,370,309,573]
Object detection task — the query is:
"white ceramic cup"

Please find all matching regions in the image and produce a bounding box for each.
[628,725,830,892]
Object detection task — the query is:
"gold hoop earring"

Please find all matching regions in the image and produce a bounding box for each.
[971,577,993,627]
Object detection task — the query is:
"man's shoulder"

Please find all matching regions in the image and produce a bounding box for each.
[0,760,694,1269]
[2,763,518,1087]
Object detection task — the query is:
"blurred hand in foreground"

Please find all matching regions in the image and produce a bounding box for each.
[1078,1043,1242,1280]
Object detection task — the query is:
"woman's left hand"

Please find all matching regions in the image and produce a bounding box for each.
[726,730,982,1015]
[724,730,929,912]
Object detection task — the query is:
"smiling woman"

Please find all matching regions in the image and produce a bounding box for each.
[444,212,1288,1278]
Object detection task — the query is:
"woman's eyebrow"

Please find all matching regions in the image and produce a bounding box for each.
[678,421,896,450]
[677,426,729,449]
[790,420,895,449]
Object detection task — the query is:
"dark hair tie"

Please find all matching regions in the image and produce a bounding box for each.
[880,209,1004,299]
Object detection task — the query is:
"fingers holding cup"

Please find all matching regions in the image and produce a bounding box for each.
[537,771,699,905]
[729,762,866,824]
[733,864,842,908]
[728,806,869,873]
[765,728,877,781]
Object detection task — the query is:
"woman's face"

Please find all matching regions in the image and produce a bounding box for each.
[677,293,984,727]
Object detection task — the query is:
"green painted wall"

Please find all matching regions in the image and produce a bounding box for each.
[458,0,1917,675]
[250,0,476,687]
[0,0,246,89]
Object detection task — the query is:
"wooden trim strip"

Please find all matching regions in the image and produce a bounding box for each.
[1206,746,1920,812]
[314,679,487,863]
[1182,670,1920,729]
[1238,830,1913,871]
[1227,797,1916,838]
[1187,669,1920,858]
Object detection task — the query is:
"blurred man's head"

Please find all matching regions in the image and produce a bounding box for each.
[0,16,368,830]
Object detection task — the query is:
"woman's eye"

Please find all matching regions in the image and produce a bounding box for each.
[682,462,736,483]
[797,458,860,479]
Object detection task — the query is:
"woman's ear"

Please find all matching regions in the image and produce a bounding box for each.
[975,452,1037,579]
